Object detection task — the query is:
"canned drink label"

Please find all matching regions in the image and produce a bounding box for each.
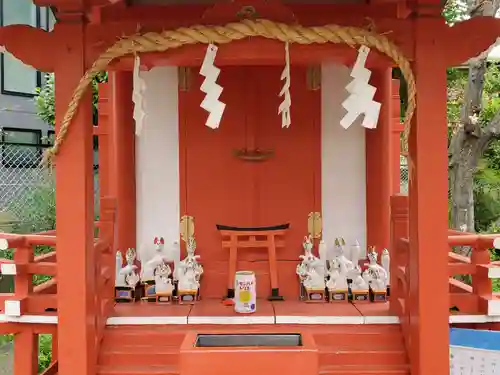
[234,272,256,313]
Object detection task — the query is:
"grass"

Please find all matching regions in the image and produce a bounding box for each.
[0,334,52,374]
[0,335,12,348]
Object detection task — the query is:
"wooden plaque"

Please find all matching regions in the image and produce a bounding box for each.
[352,290,370,302]
[307,212,322,239]
[371,290,387,302]
[180,215,195,242]
[305,288,326,303]
[328,290,348,302]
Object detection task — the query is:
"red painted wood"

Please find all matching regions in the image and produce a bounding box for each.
[407,18,449,375]
[54,21,98,375]
[108,72,137,252]
[253,66,320,257]
[98,322,408,374]
[365,69,392,251]
[179,66,319,299]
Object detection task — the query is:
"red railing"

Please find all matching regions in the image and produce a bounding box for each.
[0,196,117,373]
[390,195,500,359]
[391,195,500,312]
[94,197,116,351]
[389,195,410,351]
[0,233,58,314]
[447,232,500,315]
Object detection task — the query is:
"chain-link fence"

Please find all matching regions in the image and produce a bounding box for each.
[0,136,411,229]
[0,141,99,232]
[400,155,409,193]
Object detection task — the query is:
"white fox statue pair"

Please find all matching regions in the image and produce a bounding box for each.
[114,235,203,303]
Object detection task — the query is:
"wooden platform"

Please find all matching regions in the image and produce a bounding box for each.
[2,299,500,326]
[108,299,397,325]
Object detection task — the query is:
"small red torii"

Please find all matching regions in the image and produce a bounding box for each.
[216,223,289,302]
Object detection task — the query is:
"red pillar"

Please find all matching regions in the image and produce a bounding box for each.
[54,22,96,375]
[390,80,404,195]
[109,72,136,251]
[365,68,392,251]
[97,83,111,203]
[408,18,449,375]
[14,330,37,375]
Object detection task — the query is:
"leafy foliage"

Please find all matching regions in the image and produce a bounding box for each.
[34,72,108,127]
[34,74,55,127]
[442,0,469,24]
[38,334,53,373]
[0,179,56,372]
[9,176,56,235]
[446,62,500,233]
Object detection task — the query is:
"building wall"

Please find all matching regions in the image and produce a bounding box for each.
[135,64,368,260]
[0,0,54,136]
[0,93,49,132]
[0,1,57,222]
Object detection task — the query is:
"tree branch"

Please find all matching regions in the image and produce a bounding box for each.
[460,58,487,135]
[485,109,500,137]
[477,109,500,155]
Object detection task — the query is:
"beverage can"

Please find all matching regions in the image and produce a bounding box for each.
[234,271,256,314]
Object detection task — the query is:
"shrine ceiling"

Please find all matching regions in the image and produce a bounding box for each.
[129,0,366,4]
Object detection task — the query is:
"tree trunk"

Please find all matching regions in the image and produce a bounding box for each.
[450,158,474,232]
[449,4,499,234]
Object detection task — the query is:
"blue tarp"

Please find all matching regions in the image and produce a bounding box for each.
[450,328,500,351]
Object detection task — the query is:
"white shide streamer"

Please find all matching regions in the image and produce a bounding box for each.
[132,55,147,136]
[200,44,226,129]
[278,42,291,128]
[340,46,381,130]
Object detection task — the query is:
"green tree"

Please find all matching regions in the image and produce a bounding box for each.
[446,1,500,233]
[447,56,500,234]
[34,72,108,127]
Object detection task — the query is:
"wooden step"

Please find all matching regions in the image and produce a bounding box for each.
[319,364,410,374]
[99,348,179,366]
[314,332,404,349]
[312,325,403,334]
[102,328,186,346]
[98,365,179,375]
[100,342,182,352]
[319,349,407,367]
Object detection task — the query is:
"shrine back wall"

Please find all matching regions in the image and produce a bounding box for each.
[135,64,367,296]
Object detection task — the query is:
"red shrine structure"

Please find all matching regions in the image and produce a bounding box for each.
[0,1,499,375]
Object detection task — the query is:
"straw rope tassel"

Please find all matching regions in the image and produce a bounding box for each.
[278,42,291,128]
[42,19,416,165]
[132,55,147,136]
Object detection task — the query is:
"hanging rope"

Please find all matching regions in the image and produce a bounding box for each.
[43,18,415,165]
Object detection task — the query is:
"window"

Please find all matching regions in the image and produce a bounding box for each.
[47,130,55,145]
[0,0,53,96]
[40,7,56,31]
[1,128,42,168]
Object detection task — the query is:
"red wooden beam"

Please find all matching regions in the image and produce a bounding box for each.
[85,17,414,69]
[40,360,58,375]
[0,25,57,72]
[440,16,500,66]
[107,39,394,70]
[34,0,85,9]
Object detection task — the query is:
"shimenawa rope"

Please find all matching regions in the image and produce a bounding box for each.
[43,19,415,165]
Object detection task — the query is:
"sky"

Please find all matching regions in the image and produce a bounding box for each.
[489,44,500,60]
